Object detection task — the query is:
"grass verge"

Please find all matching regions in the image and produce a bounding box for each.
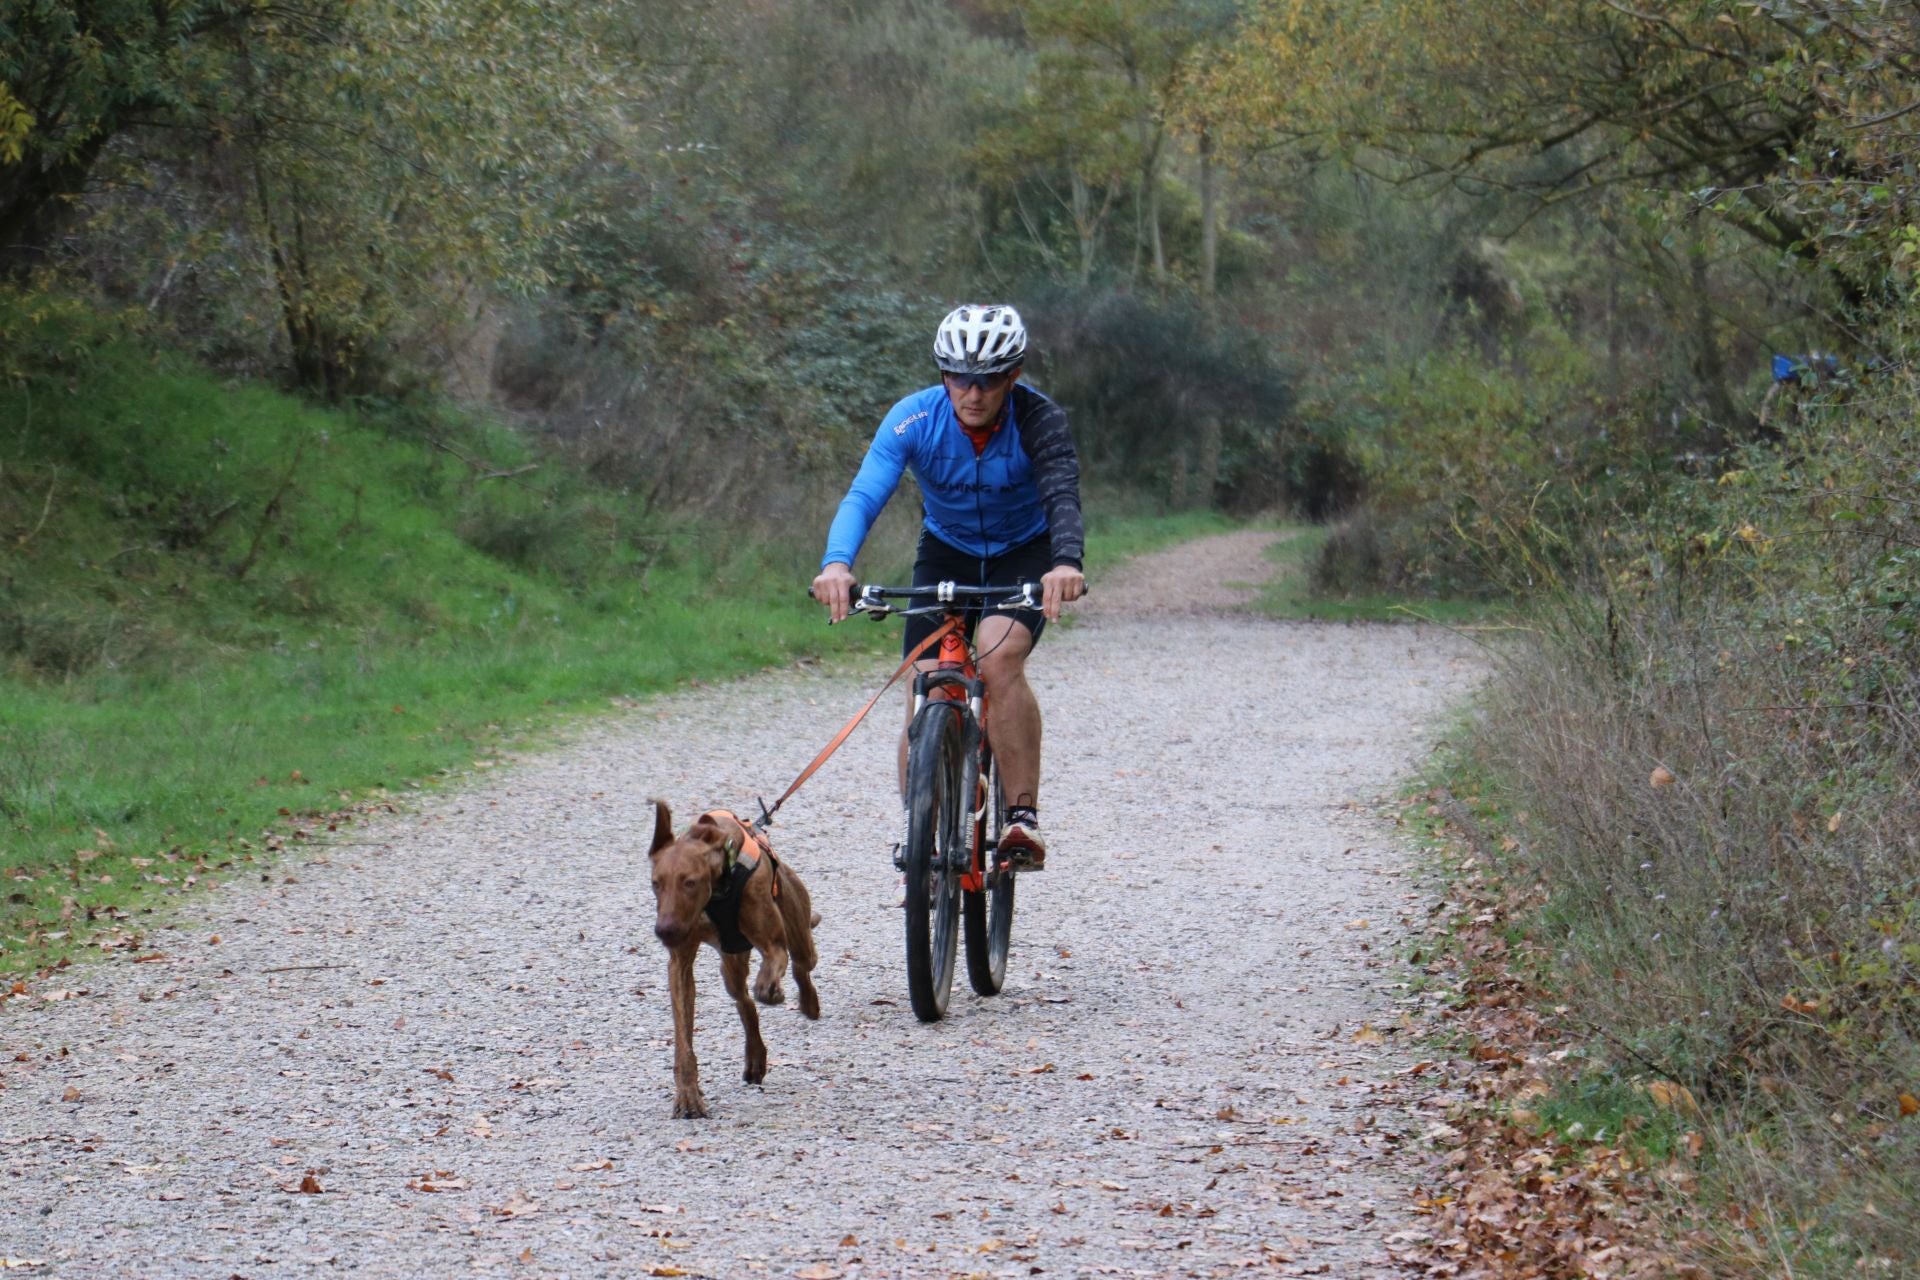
[1252,525,1515,625]
[1388,747,1714,1277]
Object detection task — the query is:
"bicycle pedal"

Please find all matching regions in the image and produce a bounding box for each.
[890,841,906,871]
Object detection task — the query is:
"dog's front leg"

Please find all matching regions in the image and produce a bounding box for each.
[721,950,768,1085]
[668,945,706,1119]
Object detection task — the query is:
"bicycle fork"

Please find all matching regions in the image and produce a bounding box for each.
[955,712,985,878]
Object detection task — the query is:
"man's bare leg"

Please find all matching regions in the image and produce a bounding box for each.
[974,616,1039,811]
[898,619,1038,807]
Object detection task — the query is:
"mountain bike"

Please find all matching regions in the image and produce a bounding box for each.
[851,581,1039,1022]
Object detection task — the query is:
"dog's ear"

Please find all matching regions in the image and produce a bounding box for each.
[647,799,674,857]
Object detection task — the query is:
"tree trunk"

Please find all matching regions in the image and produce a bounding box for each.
[0,132,114,277]
[1198,124,1219,322]
[1194,413,1223,509]
[1131,168,1145,288]
[1134,125,1165,288]
[1071,171,1096,286]
[1149,179,1166,284]
[1688,239,1748,448]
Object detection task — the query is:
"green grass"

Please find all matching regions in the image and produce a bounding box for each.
[0,294,901,974]
[1251,525,1516,625]
[1525,1069,1694,1163]
[1081,502,1240,565]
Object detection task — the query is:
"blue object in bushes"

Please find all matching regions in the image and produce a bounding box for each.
[1772,353,1843,383]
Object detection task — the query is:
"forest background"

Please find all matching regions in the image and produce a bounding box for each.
[4,1,1919,1274]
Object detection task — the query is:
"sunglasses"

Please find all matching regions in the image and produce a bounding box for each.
[942,369,1015,392]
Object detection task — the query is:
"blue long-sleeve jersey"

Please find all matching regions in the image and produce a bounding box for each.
[822,383,1085,571]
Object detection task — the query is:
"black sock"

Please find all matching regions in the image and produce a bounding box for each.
[1006,805,1038,827]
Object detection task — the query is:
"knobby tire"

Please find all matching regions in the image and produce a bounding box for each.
[904,700,965,1022]
[963,747,1015,995]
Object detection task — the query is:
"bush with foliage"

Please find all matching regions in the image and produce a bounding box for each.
[1469,356,1920,1268]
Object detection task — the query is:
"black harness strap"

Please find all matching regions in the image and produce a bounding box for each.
[703,856,759,954]
[698,810,779,955]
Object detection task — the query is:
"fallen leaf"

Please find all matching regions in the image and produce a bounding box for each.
[492,1190,539,1217]
[1649,766,1676,789]
[299,1173,323,1193]
[1899,1093,1919,1118]
[794,1266,841,1280]
[409,1175,470,1193]
[60,1087,80,1102]
[571,1157,614,1172]
[1351,1025,1385,1045]
[1644,1079,1700,1115]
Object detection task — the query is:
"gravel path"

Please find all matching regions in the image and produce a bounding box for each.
[2,532,1485,1279]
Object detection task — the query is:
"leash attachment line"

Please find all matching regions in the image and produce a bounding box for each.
[757,617,961,827]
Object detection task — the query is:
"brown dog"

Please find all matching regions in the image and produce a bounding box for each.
[646,799,820,1118]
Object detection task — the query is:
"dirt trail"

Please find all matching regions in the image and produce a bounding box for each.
[2,532,1485,1278]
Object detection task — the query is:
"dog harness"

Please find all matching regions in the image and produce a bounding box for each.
[698,810,779,955]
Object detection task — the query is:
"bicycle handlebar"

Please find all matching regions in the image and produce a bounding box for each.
[852,580,1042,617]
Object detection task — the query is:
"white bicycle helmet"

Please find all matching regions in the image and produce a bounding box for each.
[933,304,1028,374]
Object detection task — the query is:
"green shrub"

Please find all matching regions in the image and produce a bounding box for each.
[1026,288,1306,512]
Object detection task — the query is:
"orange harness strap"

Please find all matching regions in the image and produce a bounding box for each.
[759,616,961,825]
[701,808,777,899]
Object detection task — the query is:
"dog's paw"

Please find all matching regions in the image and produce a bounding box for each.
[752,981,785,1007]
[743,1047,768,1085]
[798,983,821,1021]
[671,1091,708,1120]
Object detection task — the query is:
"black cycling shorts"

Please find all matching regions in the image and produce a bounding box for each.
[902,530,1051,658]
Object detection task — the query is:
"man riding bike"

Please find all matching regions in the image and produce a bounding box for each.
[811,304,1086,869]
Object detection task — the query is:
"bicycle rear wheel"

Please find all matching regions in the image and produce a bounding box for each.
[963,746,1016,996]
[904,700,965,1022]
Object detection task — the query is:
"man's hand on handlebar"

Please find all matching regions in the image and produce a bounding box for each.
[811,562,857,624]
[1040,564,1086,622]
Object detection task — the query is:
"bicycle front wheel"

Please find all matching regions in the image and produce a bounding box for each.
[964,746,1016,995]
[904,700,965,1022]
